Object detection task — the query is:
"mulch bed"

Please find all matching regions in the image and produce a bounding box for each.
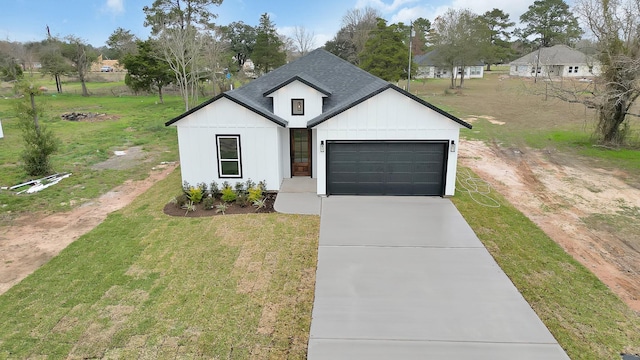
[163,193,277,217]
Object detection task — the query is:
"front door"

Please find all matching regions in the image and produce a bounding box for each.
[290,129,311,176]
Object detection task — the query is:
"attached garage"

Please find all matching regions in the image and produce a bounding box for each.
[327,141,448,196]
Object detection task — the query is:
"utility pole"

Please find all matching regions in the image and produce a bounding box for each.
[407,21,414,92]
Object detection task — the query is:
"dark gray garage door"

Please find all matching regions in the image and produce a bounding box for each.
[327,141,447,196]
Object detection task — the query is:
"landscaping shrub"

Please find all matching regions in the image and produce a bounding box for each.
[221,186,237,203]
[186,187,204,203]
[247,186,263,203]
[202,196,215,210]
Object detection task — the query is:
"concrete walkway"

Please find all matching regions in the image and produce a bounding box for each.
[274,178,321,215]
[307,196,569,359]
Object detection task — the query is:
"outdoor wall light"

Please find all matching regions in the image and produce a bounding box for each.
[450,140,456,152]
[320,140,325,152]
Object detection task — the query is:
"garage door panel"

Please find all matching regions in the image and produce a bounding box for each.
[327,142,446,196]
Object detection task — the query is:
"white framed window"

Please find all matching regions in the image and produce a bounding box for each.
[216,135,242,178]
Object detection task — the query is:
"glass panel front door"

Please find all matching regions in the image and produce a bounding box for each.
[291,129,311,176]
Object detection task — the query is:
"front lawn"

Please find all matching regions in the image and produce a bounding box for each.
[0,170,320,358]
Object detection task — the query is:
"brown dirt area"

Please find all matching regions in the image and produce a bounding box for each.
[0,162,178,295]
[460,139,640,312]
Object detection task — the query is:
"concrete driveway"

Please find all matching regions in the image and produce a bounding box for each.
[308,196,569,359]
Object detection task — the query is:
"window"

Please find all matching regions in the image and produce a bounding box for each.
[216,135,242,178]
[470,66,481,75]
[292,99,304,116]
[574,66,579,73]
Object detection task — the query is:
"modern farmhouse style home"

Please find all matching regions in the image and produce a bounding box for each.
[166,49,471,196]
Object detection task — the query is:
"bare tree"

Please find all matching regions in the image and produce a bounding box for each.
[430,9,484,88]
[567,0,640,144]
[144,0,222,110]
[61,36,97,97]
[201,31,229,95]
[292,26,315,57]
[325,6,380,65]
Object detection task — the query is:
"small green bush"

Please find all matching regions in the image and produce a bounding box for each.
[247,186,263,203]
[221,186,237,203]
[210,181,220,198]
[258,180,267,193]
[196,182,208,194]
[202,196,215,210]
[253,198,266,211]
[187,187,204,203]
[234,182,246,195]
[173,193,188,208]
[236,194,249,207]
[215,203,228,214]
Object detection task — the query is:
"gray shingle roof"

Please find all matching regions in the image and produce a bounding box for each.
[414,50,484,67]
[510,44,597,65]
[166,49,471,129]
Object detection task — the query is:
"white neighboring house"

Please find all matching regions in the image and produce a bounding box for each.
[509,44,602,78]
[166,49,472,197]
[414,50,484,79]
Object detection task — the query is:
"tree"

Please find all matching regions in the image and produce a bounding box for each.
[359,19,411,82]
[39,39,71,93]
[61,36,97,97]
[252,13,286,74]
[479,9,514,70]
[14,79,59,176]
[571,0,640,144]
[144,0,223,111]
[324,7,381,64]
[122,40,174,103]
[519,0,583,47]
[0,54,23,81]
[106,27,138,61]
[219,21,256,69]
[292,26,315,57]
[411,17,431,55]
[430,9,484,88]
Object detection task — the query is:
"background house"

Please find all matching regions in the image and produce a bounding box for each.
[509,44,601,78]
[414,50,484,79]
[166,49,471,197]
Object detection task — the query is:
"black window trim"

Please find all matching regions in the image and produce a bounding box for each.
[216,134,243,178]
[292,98,305,116]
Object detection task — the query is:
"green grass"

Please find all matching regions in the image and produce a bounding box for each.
[0,169,320,358]
[452,169,640,359]
[0,92,185,217]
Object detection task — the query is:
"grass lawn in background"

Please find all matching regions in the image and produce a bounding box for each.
[0,91,184,219]
[0,170,320,358]
[405,72,640,179]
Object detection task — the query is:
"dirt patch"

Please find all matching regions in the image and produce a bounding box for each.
[91,146,150,171]
[162,193,277,217]
[460,139,640,311]
[0,162,178,295]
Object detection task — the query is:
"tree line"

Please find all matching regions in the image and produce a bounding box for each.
[1,0,639,145]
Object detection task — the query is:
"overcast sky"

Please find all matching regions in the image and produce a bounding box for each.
[0,0,575,48]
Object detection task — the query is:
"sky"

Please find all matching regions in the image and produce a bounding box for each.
[0,0,572,49]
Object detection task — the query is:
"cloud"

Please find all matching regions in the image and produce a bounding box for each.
[355,0,418,13]
[105,0,124,14]
[386,0,549,28]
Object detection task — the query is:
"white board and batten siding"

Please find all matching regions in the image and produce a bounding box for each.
[174,97,282,191]
[314,89,464,196]
[267,80,326,128]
